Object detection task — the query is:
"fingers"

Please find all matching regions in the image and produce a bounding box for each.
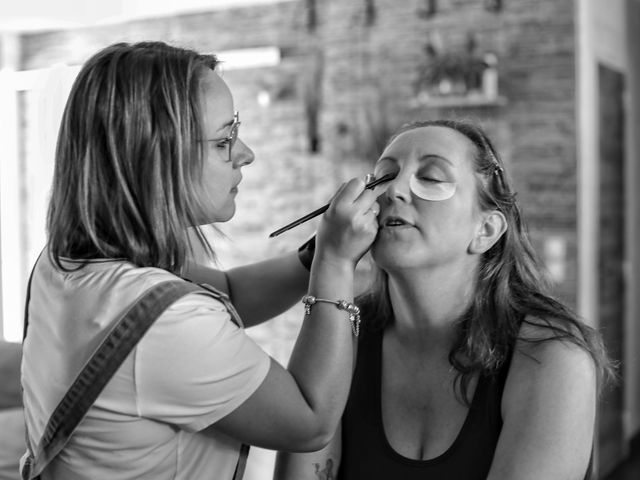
[337,177,367,205]
[360,202,381,234]
[352,186,380,217]
[324,179,381,240]
[316,177,381,265]
[336,178,381,209]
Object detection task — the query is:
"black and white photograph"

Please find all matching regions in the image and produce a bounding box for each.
[0,1,639,479]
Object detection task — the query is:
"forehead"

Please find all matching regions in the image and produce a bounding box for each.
[382,126,477,169]
[200,70,234,132]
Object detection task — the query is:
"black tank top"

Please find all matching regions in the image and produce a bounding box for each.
[338,328,510,479]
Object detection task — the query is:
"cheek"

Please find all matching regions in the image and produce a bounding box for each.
[199,163,229,203]
[420,196,476,235]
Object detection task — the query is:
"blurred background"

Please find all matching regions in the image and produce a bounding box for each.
[0,0,638,479]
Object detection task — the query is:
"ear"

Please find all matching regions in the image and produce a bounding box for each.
[469,210,507,254]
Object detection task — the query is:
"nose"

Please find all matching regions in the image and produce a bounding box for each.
[384,172,411,203]
[233,138,255,168]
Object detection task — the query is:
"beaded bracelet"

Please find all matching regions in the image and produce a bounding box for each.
[302,294,361,337]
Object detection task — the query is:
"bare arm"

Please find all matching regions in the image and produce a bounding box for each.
[274,424,342,480]
[183,251,309,327]
[210,179,384,451]
[274,323,361,479]
[487,326,597,480]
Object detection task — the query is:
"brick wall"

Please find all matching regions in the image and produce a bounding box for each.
[17,0,581,367]
[17,0,581,378]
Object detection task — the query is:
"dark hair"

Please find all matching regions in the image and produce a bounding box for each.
[47,41,218,273]
[359,119,615,404]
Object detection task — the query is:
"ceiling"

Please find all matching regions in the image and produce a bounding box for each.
[0,0,287,32]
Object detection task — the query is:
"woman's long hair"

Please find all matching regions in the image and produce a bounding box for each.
[359,119,615,404]
[47,41,217,273]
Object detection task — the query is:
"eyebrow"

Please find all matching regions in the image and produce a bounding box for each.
[376,154,455,166]
[215,117,235,133]
[421,154,454,166]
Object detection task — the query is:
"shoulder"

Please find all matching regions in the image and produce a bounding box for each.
[488,319,597,477]
[82,262,233,325]
[510,316,596,386]
[117,264,230,314]
[514,316,594,370]
[502,317,596,418]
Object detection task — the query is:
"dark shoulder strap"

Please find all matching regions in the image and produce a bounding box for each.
[22,279,202,479]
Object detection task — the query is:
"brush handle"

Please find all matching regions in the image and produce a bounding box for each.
[268,173,396,238]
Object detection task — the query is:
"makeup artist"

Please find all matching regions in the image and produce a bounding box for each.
[275,120,614,480]
[20,41,384,480]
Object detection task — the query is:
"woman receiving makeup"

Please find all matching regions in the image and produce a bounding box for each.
[275,120,614,480]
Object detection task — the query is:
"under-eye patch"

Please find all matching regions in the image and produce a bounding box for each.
[409,174,457,201]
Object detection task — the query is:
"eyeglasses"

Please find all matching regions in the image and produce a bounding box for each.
[202,111,241,163]
[222,111,241,163]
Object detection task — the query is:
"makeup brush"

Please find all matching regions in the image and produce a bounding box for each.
[268,172,396,238]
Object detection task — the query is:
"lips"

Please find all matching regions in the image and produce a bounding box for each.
[380,215,414,228]
[231,177,242,193]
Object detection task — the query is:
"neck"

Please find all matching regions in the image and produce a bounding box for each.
[384,259,477,352]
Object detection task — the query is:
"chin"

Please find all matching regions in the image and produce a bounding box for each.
[218,206,236,222]
[217,199,237,221]
[196,205,236,225]
[371,242,415,270]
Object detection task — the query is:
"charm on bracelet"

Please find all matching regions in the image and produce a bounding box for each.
[302,295,361,337]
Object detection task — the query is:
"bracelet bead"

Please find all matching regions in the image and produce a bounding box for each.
[302,294,361,337]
